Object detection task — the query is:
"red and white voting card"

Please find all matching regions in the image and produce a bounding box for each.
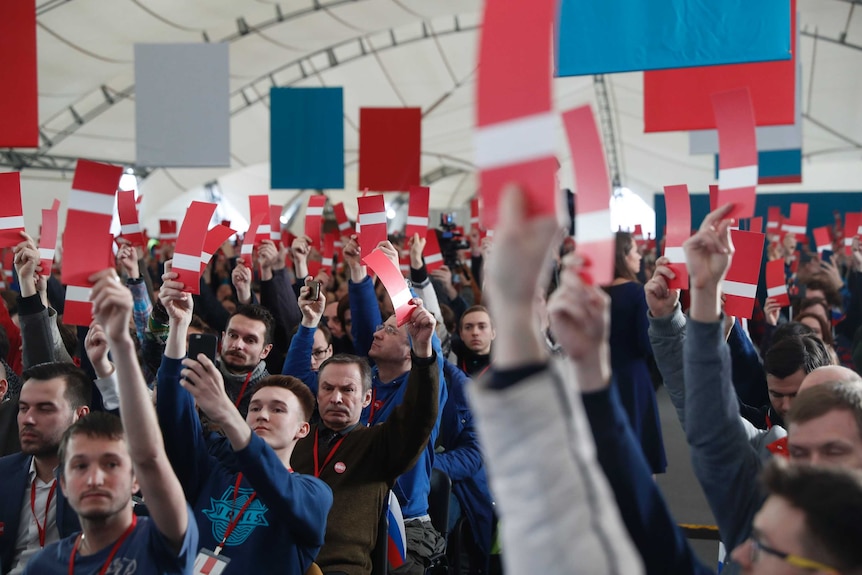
[785,203,808,236]
[241,214,265,270]
[470,198,481,231]
[357,195,387,257]
[405,186,430,240]
[845,213,862,255]
[812,226,832,255]
[305,195,327,249]
[322,233,335,273]
[399,249,411,278]
[159,220,178,243]
[563,106,614,286]
[766,259,791,307]
[424,231,444,273]
[747,217,763,234]
[270,205,283,243]
[766,207,783,239]
[709,185,719,212]
[712,88,758,220]
[62,160,122,289]
[249,195,271,246]
[0,172,25,248]
[333,202,353,236]
[172,202,216,295]
[475,0,557,230]
[117,190,145,247]
[38,208,58,276]
[723,230,765,319]
[362,247,417,326]
[663,184,691,290]
[200,224,237,272]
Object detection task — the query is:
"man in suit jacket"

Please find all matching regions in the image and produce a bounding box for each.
[0,362,92,574]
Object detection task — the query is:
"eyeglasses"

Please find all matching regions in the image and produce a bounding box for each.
[312,347,331,359]
[748,533,838,573]
[374,324,399,336]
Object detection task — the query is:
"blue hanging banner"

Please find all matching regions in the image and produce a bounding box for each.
[713,149,802,185]
[556,0,791,77]
[270,87,344,189]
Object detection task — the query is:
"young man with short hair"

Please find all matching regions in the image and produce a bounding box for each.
[24,268,197,574]
[452,305,495,377]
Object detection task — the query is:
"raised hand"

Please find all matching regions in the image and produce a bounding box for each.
[159,261,194,326]
[85,320,113,378]
[684,204,735,291]
[644,256,681,318]
[232,260,252,304]
[116,239,140,279]
[13,232,42,298]
[257,239,280,281]
[376,241,400,270]
[180,353,233,423]
[763,296,782,326]
[88,268,133,343]
[406,298,435,358]
[408,233,426,269]
[299,277,327,328]
[341,235,366,282]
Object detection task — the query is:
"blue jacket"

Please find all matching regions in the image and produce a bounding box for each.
[349,275,448,519]
[0,453,80,575]
[157,356,333,575]
[435,362,494,559]
[282,324,319,394]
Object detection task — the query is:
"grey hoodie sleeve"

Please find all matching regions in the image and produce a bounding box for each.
[647,304,687,428]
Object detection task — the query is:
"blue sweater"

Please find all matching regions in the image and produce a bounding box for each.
[157,356,333,574]
[282,324,319,393]
[349,275,448,518]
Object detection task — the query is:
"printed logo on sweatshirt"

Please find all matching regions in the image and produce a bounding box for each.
[203,486,270,546]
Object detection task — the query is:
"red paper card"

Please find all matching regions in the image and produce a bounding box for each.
[713,88,758,220]
[475,0,556,229]
[470,198,481,231]
[644,0,796,132]
[357,195,387,257]
[39,208,58,276]
[333,202,352,235]
[663,184,691,290]
[812,226,832,254]
[249,195,271,246]
[64,285,97,327]
[159,220,178,243]
[362,247,417,326]
[766,259,790,307]
[0,172,25,248]
[358,108,421,191]
[766,207,783,237]
[117,190,145,247]
[305,195,326,249]
[270,205,283,242]
[424,231,444,273]
[200,224,237,271]
[405,186,430,240]
[322,233,335,273]
[0,0,38,147]
[399,249,411,278]
[240,214,265,269]
[723,230,765,319]
[845,213,862,255]
[172,201,216,295]
[749,217,763,234]
[785,203,808,236]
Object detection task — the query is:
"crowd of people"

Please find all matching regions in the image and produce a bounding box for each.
[1,188,862,575]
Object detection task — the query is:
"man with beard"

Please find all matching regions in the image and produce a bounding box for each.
[217,304,274,416]
[0,362,92,574]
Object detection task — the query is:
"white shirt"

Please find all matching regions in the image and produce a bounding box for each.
[9,457,59,575]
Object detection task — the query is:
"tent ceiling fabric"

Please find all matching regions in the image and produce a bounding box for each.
[14,0,862,233]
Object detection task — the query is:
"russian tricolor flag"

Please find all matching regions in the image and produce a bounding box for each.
[386,491,407,568]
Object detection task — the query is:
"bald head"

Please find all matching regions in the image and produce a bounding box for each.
[799,365,862,394]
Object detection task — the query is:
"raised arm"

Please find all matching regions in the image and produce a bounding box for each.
[281,278,325,393]
[259,239,302,370]
[89,268,189,551]
[344,236,382,357]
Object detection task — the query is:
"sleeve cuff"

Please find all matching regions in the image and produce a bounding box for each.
[17,293,46,316]
[487,363,548,390]
[411,350,437,367]
[94,370,120,411]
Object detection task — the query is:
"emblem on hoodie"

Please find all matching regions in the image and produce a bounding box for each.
[203,486,269,545]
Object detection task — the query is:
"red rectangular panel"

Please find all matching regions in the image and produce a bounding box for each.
[359,108,421,191]
[0,0,38,147]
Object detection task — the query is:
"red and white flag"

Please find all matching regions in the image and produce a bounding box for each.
[405,186,430,240]
[766,259,790,307]
[712,88,758,220]
[249,195,270,246]
[474,0,558,230]
[0,172,25,248]
[305,195,327,249]
[38,206,59,277]
[766,207,783,240]
[241,214,266,269]
[171,202,216,294]
[117,190,145,247]
[333,202,352,236]
[723,230,765,319]
[200,224,237,271]
[663,184,691,290]
[322,233,335,274]
[357,195,387,256]
[812,226,832,255]
[159,220,178,244]
[270,205,283,243]
[784,203,808,236]
[424,231,444,273]
[362,247,417,326]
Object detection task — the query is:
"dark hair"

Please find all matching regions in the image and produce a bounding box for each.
[0,322,9,360]
[189,314,216,335]
[317,354,372,394]
[793,313,834,346]
[57,412,125,476]
[22,362,92,410]
[788,381,862,442]
[772,321,816,345]
[762,459,862,571]
[613,232,639,282]
[801,278,842,308]
[797,297,830,322]
[336,297,351,329]
[440,303,456,334]
[229,305,275,346]
[459,305,493,331]
[0,290,18,317]
[764,335,831,379]
[317,323,332,346]
[251,375,316,422]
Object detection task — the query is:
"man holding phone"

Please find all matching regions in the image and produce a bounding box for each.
[156,264,333,574]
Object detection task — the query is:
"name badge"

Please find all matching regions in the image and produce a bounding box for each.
[193,549,231,575]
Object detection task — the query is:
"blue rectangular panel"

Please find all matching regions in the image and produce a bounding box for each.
[557,0,791,76]
[271,87,344,189]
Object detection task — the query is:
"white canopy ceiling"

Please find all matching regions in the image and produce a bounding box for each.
[8,0,862,234]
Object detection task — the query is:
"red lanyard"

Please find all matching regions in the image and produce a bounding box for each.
[367,389,379,425]
[313,429,346,478]
[69,514,137,575]
[30,479,58,548]
[234,371,254,408]
[461,359,490,379]
[216,473,257,553]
